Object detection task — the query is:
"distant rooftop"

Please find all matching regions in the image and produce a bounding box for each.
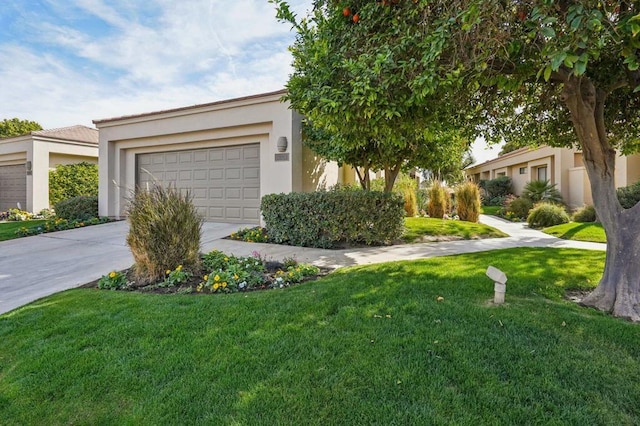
[32,125,98,144]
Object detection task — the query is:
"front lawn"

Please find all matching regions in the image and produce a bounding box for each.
[543,222,606,243]
[0,220,46,241]
[403,216,507,242]
[3,248,638,424]
[481,205,502,216]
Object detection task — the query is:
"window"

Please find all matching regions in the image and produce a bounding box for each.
[497,172,506,177]
[519,167,526,175]
[537,166,547,181]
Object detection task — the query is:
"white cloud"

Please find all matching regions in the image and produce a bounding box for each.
[0,0,313,128]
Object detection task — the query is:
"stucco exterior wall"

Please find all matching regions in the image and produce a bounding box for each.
[0,136,98,212]
[95,91,341,220]
[627,154,640,185]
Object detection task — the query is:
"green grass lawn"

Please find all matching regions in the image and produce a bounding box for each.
[543,222,606,243]
[0,220,46,241]
[2,248,639,424]
[480,205,502,216]
[403,216,507,242]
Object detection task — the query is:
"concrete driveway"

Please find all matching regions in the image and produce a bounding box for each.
[0,221,246,315]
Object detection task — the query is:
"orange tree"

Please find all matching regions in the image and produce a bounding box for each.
[274,0,640,321]
[272,0,473,192]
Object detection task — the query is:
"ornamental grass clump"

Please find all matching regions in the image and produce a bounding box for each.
[427,180,447,219]
[126,184,203,285]
[455,181,481,222]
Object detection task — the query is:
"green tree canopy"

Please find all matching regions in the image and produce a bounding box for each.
[272,0,474,191]
[275,0,640,320]
[0,118,42,138]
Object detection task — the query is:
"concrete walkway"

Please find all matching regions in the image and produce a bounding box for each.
[0,215,606,315]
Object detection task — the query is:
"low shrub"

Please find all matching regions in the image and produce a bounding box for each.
[573,205,597,223]
[5,208,32,221]
[54,196,98,221]
[49,162,98,206]
[527,203,570,228]
[126,184,203,284]
[427,181,447,219]
[261,190,404,248]
[98,270,128,290]
[505,197,533,220]
[403,188,418,217]
[455,181,481,222]
[483,176,513,200]
[14,216,110,238]
[229,227,269,243]
[617,181,640,209]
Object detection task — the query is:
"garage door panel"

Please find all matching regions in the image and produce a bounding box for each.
[0,164,27,212]
[137,144,260,223]
[243,167,259,180]
[226,168,241,180]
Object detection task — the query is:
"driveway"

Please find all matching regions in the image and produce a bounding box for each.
[0,221,246,315]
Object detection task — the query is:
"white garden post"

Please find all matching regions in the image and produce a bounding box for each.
[486,266,507,304]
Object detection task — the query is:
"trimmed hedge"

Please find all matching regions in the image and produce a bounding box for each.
[573,205,597,223]
[54,196,98,221]
[617,181,640,209]
[49,162,98,206]
[261,191,404,248]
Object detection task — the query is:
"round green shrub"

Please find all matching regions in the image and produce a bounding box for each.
[617,181,640,209]
[506,197,533,220]
[572,205,597,223]
[54,196,98,221]
[527,203,570,228]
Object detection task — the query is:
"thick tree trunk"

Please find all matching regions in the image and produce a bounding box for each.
[562,76,640,321]
[384,163,402,193]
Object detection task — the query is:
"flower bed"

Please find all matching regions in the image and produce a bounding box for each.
[97,250,325,294]
[14,216,111,237]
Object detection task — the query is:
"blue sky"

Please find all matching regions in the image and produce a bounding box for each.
[0,0,500,163]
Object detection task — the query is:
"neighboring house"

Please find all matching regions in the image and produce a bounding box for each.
[465,145,640,209]
[0,126,98,213]
[94,90,355,224]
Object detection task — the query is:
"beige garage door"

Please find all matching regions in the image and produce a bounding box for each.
[137,144,260,223]
[0,164,27,212]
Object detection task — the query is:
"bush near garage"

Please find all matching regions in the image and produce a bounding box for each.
[126,184,203,285]
[261,190,404,248]
[54,196,98,221]
[49,162,98,206]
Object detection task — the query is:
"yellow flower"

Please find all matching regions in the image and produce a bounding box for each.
[214,275,220,282]
[203,275,209,281]
[289,272,294,277]
[233,274,239,280]
[224,257,229,262]
[222,282,227,288]
[196,283,203,292]
[213,283,220,290]
[176,265,183,271]
[166,270,171,275]
[109,271,117,279]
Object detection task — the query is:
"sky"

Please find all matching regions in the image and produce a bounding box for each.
[0,0,501,164]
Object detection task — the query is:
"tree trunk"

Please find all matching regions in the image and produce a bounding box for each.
[562,76,640,321]
[384,163,402,193]
[355,165,371,191]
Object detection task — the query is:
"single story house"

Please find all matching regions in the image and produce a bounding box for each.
[0,125,98,212]
[93,90,356,223]
[465,145,640,209]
